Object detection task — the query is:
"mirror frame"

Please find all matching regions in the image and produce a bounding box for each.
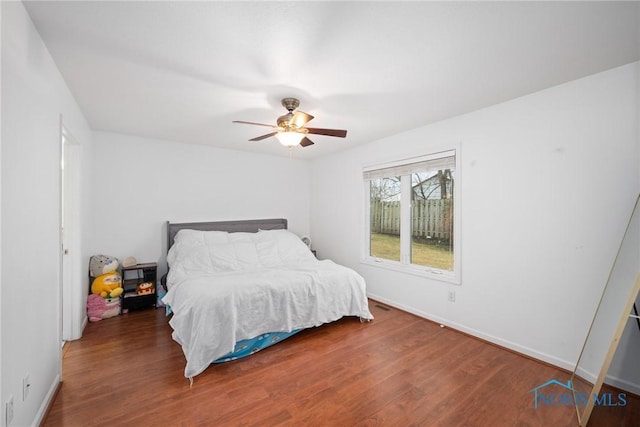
[571,195,640,426]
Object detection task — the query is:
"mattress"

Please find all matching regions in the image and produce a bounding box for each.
[163,227,373,378]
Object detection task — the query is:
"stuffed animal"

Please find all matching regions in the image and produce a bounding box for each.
[136,282,154,295]
[87,294,120,322]
[89,254,119,278]
[91,272,124,299]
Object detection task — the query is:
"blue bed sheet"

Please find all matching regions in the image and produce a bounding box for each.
[213,329,301,363]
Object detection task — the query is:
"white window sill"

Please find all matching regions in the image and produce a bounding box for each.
[360,257,460,285]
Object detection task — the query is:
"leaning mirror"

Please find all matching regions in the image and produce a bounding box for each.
[571,194,640,426]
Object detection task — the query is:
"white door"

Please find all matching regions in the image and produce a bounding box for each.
[61,125,81,341]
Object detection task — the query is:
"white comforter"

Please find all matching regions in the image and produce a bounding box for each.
[163,229,373,378]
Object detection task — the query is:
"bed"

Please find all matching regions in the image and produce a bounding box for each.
[162,218,374,379]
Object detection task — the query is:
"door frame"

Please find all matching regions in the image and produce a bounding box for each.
[60,118,83,343]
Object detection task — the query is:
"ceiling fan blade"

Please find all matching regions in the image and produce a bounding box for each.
[300,137,315,147]
[290,111,314,128]
[305,127,347,138]
[232,120,277,128]
[249,132,277,141]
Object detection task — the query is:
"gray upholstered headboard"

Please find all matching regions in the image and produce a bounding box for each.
[166,218,288,252]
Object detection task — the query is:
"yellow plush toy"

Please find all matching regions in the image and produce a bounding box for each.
[91,272,124,299]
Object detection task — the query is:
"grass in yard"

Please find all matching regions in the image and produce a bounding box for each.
[370,232,401,261]
[370,232,453,270]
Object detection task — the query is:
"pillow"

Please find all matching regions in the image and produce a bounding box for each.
[256,229,315,264]
[227,232,255,243]
[206,241,262,271]
[170,241,260,273]
[170,228,314,272]
[173,229,229,246]
[168,229,230,267]
[255,237,279,266]
[169,244,213,272]
[206,242,240,272]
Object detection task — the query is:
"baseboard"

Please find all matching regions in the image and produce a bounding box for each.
[575,366,597,384]
[606,374,640,396]
[367,292,576,372]
[33,373,61,427]
[574,366,640,396]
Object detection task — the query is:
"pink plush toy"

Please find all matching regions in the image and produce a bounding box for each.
[87,294,120,322]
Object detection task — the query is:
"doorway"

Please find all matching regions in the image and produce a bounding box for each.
[60,122,82,343]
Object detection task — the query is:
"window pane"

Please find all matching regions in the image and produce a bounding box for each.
[370,177,401,261]
[410,169,454,271]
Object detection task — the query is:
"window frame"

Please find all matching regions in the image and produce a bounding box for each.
[362,148,461,285]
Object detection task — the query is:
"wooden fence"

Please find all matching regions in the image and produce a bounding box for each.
[370,198,453,241]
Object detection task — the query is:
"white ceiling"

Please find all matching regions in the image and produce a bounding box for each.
[23,1,640,159]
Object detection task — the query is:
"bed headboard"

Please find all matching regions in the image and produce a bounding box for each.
[166,218,288,252]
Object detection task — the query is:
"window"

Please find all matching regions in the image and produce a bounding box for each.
[363,149,459,283]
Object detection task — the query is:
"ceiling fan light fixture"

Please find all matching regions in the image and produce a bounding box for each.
[233,97,347,148]
[275,131,305,147]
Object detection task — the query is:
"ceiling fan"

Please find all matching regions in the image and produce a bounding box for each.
[233,98,347,148]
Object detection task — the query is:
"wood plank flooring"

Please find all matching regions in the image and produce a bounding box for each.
[44,301,639,426]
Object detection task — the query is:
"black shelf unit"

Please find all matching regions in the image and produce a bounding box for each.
[121,262,157,311]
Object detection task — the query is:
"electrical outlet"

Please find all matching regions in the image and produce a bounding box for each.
[23,372,31,401]
[448,290,456,302]
[6,395,14,425]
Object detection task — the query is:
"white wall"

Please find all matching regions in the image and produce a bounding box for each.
[90,132,311,275]
[311,63,639,380]
[605,58,640,394]
[1,2,93,426]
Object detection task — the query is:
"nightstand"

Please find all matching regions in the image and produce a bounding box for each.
[121,262,157,312]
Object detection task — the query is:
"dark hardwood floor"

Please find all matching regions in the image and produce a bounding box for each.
[43,301,639,426]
